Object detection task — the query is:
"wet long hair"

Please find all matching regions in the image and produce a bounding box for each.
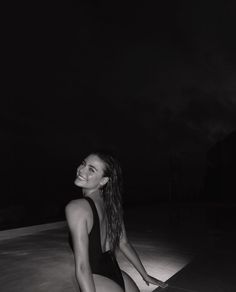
[92,151,124,251]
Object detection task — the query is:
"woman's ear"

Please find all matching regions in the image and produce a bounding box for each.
[100,176,109,187]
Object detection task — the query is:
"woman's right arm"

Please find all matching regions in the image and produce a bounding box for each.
[118,222,148,280]
[118,222,168,288]
[65,200,96,292]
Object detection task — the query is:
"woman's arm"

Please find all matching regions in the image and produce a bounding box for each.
[118,223,168,288]
[118,222,148,279]
[65,200,96,292]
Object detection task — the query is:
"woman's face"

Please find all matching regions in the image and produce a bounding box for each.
[74,154,108,193]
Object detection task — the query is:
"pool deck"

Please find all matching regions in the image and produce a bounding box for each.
[0,205,236,292]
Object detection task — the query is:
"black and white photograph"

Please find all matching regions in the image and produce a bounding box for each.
[1,2,236,291]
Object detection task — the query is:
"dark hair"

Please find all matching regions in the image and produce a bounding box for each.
[92,151,124,251]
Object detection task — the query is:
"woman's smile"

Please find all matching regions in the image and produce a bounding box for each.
[77,174,86,181]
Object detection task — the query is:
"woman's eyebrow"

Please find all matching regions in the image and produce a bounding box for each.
[88,164,98,171]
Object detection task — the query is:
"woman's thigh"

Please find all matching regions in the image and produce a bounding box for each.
[121,271,140,292]
[93,274,124,292]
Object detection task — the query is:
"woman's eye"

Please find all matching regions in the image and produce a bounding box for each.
[89,167,95,173]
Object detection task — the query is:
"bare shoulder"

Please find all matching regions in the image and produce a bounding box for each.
[65,198,89,211]
[65,199,91,225]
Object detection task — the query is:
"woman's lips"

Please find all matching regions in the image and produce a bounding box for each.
[77,175,86,181]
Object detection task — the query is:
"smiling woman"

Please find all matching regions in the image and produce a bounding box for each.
[74,155,109,192]
[65,151,168,292]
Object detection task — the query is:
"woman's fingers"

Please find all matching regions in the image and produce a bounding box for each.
[145,275,168,288]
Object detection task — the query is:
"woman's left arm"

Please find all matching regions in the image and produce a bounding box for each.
[65,201,96,292]
[118,223,168,288]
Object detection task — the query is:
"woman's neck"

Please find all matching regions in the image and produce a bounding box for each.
[83,189,102,200]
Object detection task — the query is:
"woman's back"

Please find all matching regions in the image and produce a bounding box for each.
[90,197,110,253]
[82,197,125,290]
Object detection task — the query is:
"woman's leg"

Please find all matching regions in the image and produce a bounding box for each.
[121,271,140,292]
[93,274,124,292]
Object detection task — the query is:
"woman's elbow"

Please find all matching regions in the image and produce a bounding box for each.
[119,238,130,251]
[76,261,90,275]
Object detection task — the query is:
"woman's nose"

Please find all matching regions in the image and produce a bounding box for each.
[79,165,86,175]
[77,166,82,175]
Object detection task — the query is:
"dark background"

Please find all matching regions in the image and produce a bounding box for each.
[1,1,236,229]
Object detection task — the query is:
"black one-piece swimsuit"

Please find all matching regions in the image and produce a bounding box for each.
[69,197,125,290]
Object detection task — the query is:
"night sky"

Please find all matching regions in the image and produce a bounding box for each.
[2,1,236,218]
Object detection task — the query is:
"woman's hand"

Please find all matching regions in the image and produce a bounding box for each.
[143,274,168,288]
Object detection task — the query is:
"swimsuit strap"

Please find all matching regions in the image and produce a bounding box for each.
[83,197,103,253]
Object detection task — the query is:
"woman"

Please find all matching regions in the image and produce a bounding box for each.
[65,151,168,292]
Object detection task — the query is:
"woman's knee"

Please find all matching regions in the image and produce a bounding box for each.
[121,271,140,292]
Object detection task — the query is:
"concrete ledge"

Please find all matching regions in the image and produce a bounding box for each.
[0,221,67,241]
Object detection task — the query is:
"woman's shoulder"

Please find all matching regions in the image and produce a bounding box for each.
[65,198,91,220]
